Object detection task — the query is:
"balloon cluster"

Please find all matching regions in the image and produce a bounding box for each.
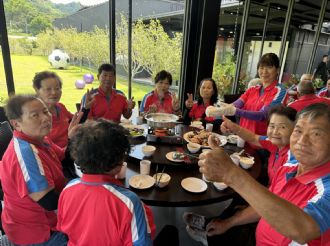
[75,73,94,89]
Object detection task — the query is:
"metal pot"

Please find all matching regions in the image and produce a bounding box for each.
[145,113,180,129]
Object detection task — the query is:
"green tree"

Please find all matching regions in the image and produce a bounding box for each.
[29,15,52,35]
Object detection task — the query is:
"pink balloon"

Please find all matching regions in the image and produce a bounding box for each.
[75,79,86,89]
[83,73,94,84]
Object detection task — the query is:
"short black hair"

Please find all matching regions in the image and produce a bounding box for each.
[322,55,328,59]
[257,53,280,69]
[197,78,218,105]
[267,105,297,123]
[70,119,131,174]
[155,70,172,85]
[5,94,39,120]
[33,71,62,90]
[97,63,116,76]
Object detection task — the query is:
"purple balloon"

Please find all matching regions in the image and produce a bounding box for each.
[75,79,86,89]
[83,73,94,84]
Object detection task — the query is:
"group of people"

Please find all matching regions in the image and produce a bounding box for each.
[0,52,330,245]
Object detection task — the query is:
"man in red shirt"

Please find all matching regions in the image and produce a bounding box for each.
[57,120,155,245]
[197,103,330,246]
[288,80,330,112]
[81,64,135,123]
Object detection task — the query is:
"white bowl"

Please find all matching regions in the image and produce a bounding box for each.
[213,182,228,190]
[187,143,201,153]
[239,156,255,169]
[153,173,171,188]
[142,145,156,157]
[230,154,240,166]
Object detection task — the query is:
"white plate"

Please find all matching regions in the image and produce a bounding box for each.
[183,132,227,148]
[181,177,208,193]
[129,175,155,189]
[166,151,185,162]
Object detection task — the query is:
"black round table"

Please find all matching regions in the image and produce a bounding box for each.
[122,125,261,207]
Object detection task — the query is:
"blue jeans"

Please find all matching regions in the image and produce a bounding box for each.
[13,232,67,246]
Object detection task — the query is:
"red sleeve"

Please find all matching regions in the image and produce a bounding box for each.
[188,103,198,118]
[258,137,277,153]
[59,103,73,119]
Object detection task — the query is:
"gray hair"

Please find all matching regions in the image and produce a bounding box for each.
[297,103,330,124]
[297,80,315,95]
[5,94,40,120]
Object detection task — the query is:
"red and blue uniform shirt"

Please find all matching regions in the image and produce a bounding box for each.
[0,131,65,245]
[318,88,330,98]
[256,161,330,245]
[57,174,155,246]
[259,136,297,185]
[239,81,287,136]
[81,87,128,123]
[140,90,173,114]
[288,94,330,112]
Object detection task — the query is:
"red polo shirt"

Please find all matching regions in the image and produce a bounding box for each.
[239,81,287,136]
[57,174,156,246]
[256,161,330,245]
[140,90,173,114]
[0,131,66,245]
[189,102,216,122]
[318,88,330,98]
[48,102,73,148]
[258,136,297,184]
[81,87,128,123]
[288,94,330,112]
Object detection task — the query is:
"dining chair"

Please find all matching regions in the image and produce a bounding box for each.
[0,121,13,160]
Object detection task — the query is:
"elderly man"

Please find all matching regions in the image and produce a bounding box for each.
[318,78,330,98]
[288,80,330,112]
[197,103,330,245]
[80,64,135,123]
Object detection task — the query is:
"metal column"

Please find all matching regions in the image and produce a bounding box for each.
[278,0,294,66]
[259,3,270,60]
[128,0,132,99]
[231,0,250,94]
[306,0,328,73]
[179,0,221,108]
[0,0,15,95]
[109,0,116,67]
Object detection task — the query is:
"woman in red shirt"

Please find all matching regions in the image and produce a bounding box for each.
[183,78,219,125]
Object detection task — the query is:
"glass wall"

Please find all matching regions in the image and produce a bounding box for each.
[116,0,185,105]
[212,0,244,98]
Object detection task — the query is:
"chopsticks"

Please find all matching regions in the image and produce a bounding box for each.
[184,152,200,159]
[156,165,166,186]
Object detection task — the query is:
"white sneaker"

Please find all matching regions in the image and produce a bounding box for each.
[186,225,208,246]
[183,212,206,230]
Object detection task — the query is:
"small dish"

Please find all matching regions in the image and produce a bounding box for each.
[213,182,228,191]
[129,175,155,189]
[166,151,185,162]
[239,156,255,169]
[142,145,156,157]
[181,177,207,193]
[153,173,171,188]
[187,143,201,153]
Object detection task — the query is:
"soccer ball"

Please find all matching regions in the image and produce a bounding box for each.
[48,49,70,69]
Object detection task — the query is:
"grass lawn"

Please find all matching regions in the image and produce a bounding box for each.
[0,54,153,112]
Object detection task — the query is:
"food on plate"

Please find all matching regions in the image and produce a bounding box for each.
[205,105,221,117]
[129,128,144,137]
[172,152,185,160]
[186,130,212,146]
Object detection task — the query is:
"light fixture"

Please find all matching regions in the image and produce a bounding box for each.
[220,27,224,31]
[277,7,281,10]
[260,8,263,12]
[229,31,233,33]
[256,33,260,35]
